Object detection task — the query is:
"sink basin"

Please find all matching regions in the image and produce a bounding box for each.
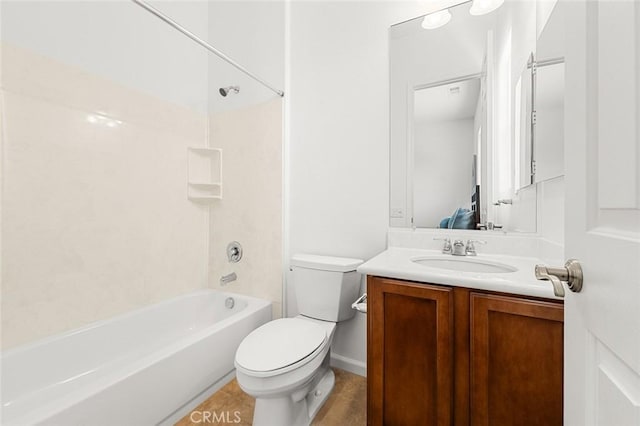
[411,256,518,273]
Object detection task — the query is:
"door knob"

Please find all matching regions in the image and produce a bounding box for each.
[535,259,583,298]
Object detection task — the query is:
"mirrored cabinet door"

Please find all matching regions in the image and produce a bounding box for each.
[534,2,565,184]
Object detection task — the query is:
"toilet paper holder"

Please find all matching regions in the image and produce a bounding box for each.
[351,293,367,314]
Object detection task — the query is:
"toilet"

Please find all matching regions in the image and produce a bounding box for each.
[234,254,363,426]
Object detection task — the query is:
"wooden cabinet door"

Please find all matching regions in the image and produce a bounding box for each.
[470,293,564,426]
[368,277,453,426]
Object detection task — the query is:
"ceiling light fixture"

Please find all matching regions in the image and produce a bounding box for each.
[421,9,452,30]
[469,0,505,16]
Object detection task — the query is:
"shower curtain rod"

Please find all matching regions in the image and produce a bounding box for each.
[131,0,284,98]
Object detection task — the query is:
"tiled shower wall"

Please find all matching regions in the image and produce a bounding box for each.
[208,99,283,319]
[1,44,210,349]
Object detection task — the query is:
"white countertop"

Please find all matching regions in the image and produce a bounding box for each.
[357,247,561,300]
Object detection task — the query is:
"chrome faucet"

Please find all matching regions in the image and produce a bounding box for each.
[452,240,466,256]
[220,272,237,286]
[477,221,503,230]
[435,237,487,256]
[434,237,452,254]
[465,239,487,256]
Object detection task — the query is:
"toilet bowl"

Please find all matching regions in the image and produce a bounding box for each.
[235,316,336,426]
[234,254,363,426]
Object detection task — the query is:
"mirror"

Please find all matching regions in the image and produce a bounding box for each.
[515,55,534,189]
[412,76,482,228]
[533,2,565,183]
[515,2,565,191]
[390,0,538,231]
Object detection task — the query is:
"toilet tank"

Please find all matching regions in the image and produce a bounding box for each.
[291,254,363,322]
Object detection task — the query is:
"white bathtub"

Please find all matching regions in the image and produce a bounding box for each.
[0,290,271,425]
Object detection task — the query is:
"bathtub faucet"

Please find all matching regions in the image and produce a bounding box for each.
[220,272,237,286]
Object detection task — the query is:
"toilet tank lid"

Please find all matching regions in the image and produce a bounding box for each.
[291,254,363,272]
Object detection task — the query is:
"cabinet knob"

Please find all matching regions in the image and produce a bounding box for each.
[534,259,583,298]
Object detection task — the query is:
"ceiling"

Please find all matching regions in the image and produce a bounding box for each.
[413,77,481,123]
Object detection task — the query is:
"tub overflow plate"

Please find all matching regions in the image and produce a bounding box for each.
[225,297,235,309]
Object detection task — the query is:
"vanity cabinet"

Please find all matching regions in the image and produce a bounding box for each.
[470,293,564,426]
[367,276,564,426]
[367,278,454,425]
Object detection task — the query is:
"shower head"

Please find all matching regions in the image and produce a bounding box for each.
[219,86,240,97]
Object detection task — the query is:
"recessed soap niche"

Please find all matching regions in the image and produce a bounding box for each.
[187,147,222,201]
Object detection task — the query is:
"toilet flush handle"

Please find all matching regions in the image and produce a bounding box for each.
[351,293,367,313]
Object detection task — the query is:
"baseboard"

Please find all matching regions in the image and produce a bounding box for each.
[158,370,236,425]
[330,353,366,377]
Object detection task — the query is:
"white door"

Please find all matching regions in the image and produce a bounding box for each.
[563,0,640,425]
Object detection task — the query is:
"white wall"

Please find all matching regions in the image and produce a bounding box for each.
[537,176,564,249]
[1,1,209,112]
[287,0,449,374]
[413,119,474,228]
[207,1,285,113]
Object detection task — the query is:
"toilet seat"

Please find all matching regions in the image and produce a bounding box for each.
[235,318,328,377]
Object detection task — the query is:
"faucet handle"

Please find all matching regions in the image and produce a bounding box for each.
[465,239,486,256]
[434,237,452,254]
[467,239,486,244]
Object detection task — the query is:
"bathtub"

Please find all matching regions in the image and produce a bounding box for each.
[1,290,272,425]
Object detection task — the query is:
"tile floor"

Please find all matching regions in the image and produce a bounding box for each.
[176,368,366,426]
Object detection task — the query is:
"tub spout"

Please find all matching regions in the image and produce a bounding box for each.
[220,272,237,286]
